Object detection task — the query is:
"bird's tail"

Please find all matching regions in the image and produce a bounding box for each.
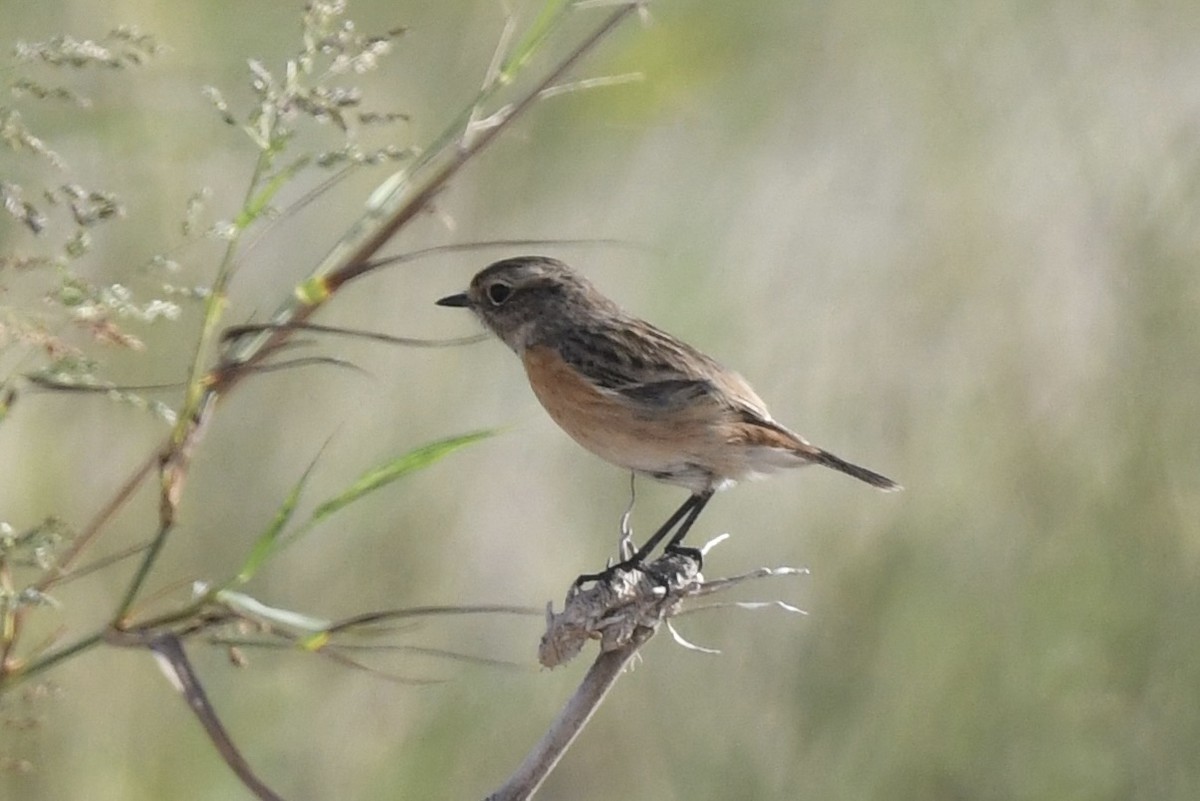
[811,448,902,492]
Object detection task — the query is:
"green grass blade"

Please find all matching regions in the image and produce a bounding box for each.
[312,429,497,522]
[233,155,312,229]
[232,451,322,585]
[499,0,573,84]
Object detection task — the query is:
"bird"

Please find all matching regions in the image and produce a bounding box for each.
[436,256,899,578]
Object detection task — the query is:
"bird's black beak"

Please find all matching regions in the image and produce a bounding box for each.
[436,292,470,308]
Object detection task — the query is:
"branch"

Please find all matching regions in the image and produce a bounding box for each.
[106,627,286,801]
[538,550,701,669]
[486,545,806,801]
[486,552,696,801]
[486,627,652,801]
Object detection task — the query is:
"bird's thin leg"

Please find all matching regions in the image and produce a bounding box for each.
[627,492,708,565]
[630,491,714,585]
[663,491,713,553]
[574,491,713,587]
[647,490,713,575]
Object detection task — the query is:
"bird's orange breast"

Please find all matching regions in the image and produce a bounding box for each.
[521,345,705,475]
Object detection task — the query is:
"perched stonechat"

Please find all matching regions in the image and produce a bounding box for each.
[437,256,899,573]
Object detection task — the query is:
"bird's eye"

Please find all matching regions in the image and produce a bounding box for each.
[486,282,513,306]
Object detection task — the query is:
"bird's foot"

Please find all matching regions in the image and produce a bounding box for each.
[572,556,641,590]
[664,543,703,569]
[643,544,703,586]
[571,543,703,592]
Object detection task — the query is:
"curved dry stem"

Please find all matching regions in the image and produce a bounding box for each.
[107,628,285,801]
[487,544,806,801]
[485,628,653,801]
[486,550,698,801]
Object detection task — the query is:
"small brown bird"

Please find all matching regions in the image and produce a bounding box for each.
[437,256,899,573]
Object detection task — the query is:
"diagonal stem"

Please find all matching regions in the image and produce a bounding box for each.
[484,626,653,801]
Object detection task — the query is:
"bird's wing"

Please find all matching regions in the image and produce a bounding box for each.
[553,319,773,421]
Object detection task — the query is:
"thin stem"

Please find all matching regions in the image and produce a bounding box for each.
[177,150,271,436]
[0,630,106,689]
[138,632,285,801]
[38,453,158,590]
[1,453,159,680]
[485,626,654,801]
[113,521,173,624]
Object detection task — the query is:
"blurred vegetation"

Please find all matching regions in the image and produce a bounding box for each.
[3,1,1200,800]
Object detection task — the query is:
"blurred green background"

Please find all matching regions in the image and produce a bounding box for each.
[3,1,1200,799]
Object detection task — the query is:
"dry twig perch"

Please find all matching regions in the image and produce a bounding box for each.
[487,546,804,801]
